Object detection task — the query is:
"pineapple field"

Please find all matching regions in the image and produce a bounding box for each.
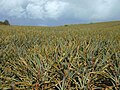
[0,21,120,90]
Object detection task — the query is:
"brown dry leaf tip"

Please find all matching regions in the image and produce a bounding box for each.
[35,83,40,90]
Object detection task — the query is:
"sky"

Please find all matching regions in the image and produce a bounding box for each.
[0,0,120,26]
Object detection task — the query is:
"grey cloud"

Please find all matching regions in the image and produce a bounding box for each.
[0,0,68,20]
[62,0,120,21]
[0,0,120,25]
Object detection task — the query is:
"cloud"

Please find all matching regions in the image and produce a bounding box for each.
[0,0,120,25]
[44,1,68,19]
[0,0,68,20]
[0,0,27,17]
[90,0,117,20]
[62,0,120,21]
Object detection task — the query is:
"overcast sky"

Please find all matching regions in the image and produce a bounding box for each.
[0,0,120,26]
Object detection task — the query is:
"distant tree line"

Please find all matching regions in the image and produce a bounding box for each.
[0,20,10,25]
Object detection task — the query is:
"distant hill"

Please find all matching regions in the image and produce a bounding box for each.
[0,20,10,25]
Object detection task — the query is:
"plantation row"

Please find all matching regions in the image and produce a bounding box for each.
[0,21,120,90]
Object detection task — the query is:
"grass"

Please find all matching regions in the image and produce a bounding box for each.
[0,21,120,90]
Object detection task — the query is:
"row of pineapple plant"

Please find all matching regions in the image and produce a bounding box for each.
[0,21,120,89]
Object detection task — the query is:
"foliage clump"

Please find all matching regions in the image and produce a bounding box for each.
[0,20,10,25]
